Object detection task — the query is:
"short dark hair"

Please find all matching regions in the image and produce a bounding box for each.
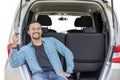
[27,21,41,31]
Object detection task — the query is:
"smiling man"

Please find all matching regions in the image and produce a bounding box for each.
[10,21,74,80]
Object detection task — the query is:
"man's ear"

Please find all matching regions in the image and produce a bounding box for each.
[27,31,30,35]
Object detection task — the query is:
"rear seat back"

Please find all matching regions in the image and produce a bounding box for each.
[42,33,65,44]
[66,16,105,73]
[66,33,105,72]
[83,27,97,33]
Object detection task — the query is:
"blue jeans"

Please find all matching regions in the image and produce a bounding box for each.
[32,71,67,80]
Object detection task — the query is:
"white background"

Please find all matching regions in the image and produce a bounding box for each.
[0,0,120,80]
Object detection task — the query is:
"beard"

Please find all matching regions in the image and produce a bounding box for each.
[32,32,41,40]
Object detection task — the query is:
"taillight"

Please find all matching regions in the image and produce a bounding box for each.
[112,45,120,63]
[7,43,13,57]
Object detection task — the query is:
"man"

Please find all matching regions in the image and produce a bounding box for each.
[10,21,74,80]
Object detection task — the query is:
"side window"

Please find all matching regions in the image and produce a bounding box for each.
[27,11,34,26]
[93,11,103,33]
[21,10,34,45]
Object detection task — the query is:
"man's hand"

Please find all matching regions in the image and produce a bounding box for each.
[12,34,19,47]
[57,72,71,77]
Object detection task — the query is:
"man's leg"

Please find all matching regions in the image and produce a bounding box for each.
[54,76,68,80]
[32,72,49,80]
[49,71,67,80]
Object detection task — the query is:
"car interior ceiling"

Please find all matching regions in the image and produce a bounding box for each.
[21,2,109,80]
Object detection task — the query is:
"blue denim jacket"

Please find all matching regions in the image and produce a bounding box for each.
[10,37,74,74]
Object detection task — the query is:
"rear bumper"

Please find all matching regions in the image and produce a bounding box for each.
[4,60,31,80]
[4,60,25,80]
[107,63,120,80]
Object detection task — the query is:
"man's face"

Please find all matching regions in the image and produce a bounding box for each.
[27,22,42,40]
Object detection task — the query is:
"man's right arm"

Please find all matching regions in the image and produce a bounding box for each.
[10,47,25,68]
[10,34,25,68]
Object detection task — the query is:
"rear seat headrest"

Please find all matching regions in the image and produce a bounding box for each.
[74,16,93,27]
[42,27,57,33]
[37,15,52,26]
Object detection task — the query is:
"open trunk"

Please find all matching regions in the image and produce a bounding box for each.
[20,1,109,80]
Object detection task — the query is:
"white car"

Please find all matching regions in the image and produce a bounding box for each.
[4,0,120,80]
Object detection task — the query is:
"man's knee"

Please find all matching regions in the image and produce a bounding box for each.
[32,75,44,80]
[32,73,48,80]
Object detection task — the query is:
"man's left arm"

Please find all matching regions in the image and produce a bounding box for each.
[52,37,74,74]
